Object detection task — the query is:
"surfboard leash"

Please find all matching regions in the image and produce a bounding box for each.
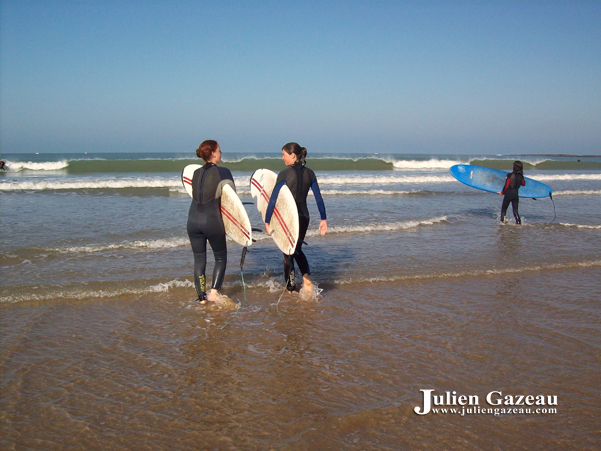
[275,285,287,314]
[220,247,248,330]
[543,193,557,228]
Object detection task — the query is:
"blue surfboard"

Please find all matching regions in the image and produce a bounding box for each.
[450,164,552,198]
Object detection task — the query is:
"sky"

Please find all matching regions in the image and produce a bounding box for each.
[1,0,600,155]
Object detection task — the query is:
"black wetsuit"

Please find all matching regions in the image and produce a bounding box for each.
[187,163,235,299]
[501,171,526,224]
[265,162,326,290]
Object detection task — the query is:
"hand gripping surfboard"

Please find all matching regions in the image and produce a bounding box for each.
[182,164,252,247]
[250,169,299,255]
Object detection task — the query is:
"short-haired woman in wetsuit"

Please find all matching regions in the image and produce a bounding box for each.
[498,160,526,224]
[187,140,236,303]
[264,142,328,295]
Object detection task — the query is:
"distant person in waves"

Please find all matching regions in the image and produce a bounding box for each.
[0,160,5,171]
[498,160,526,224]
[264,142,328,296]
[187,140,235,304]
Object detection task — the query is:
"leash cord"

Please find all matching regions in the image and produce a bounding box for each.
[276,285,287,314]
[543,194,556,228]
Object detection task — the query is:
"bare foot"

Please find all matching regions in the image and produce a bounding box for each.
[302,274,312,288]
[207,289,220,302]
[299,274,313,298]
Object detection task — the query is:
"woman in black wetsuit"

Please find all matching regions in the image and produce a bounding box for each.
[187,140,236,303]
[264,142,327,294]
[498,160,526,224]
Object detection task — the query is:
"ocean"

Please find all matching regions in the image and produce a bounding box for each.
[1,151,600,449]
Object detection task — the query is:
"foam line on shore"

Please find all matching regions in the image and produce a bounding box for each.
[4,259,600,304]
[1,216,450,259]
[332,259,601,285]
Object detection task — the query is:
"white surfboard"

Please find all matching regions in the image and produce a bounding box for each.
[250,169,299,255]
[182,164,252,247]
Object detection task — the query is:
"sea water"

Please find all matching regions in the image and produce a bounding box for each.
[1,152,600,449]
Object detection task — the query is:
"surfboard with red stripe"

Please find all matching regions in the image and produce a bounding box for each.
[182,164,252,247]
[250,169,299,255]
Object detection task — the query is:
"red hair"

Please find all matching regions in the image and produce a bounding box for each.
[196,140,219,162]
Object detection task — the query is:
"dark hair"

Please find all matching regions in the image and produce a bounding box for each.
[513,160,523,173]
[282,142,307,163]
[196,140,219,162]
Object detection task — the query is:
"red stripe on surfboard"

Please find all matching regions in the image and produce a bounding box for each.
[251,177,295,248]
[221,206,251,240]
[183,176,192,186]
[252,181,295,248]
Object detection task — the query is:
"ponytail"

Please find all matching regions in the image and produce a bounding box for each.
[282,142,307,164]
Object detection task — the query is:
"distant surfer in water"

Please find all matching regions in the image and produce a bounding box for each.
[264,142,328,295]
[0,161,5,171]
[187,140,235,304]
[498,160,526,224]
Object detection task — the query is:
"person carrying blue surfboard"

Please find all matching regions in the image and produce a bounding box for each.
[264,142,328,295]
[187,140,235,304]
[498,160,526,224]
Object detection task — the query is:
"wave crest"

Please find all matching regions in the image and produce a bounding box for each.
[3,160,69,172]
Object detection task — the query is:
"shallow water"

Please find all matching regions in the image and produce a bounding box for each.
[1,152,600,449]
[1,268,600,450]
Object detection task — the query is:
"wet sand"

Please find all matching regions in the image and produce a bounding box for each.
[2,266,599,450]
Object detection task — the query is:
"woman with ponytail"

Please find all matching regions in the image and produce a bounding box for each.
[264,142,328,295]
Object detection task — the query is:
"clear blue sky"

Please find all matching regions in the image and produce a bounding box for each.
[1,0,600,154]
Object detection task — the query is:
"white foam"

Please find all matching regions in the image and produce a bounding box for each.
[559,223,601,230]
[148,279,195,291]
[389,158,462,170]
[318,174,455,186]
[554,190,601,196]
[0,278,197,303]
[320,189,419,196]
[42,217,448,255]
[533,174,601,181]
[309,216,448,236]
[2,160,70,172]
[0,286,147,303]
[54,237,190,254]
[332,259,601,285]
[0,175,251,191]
[299,283,323,301]
[0,178,182,191]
